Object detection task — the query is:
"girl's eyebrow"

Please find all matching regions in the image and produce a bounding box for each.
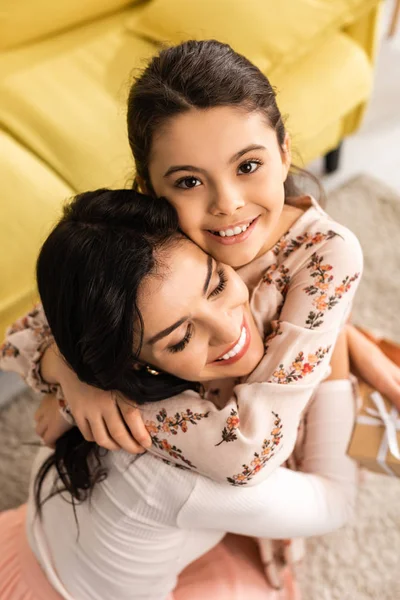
[229,144,266,163]
[164,164,207,177]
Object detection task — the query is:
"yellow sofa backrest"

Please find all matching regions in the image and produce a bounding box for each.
[0,0,138,50]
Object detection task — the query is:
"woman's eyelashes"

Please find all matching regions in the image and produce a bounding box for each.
[237,158,263,175]
[167,268,228,354]
[208,267,228,298]
[168,324,193,354]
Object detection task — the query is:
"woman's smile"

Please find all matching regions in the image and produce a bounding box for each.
[209,318,251,366]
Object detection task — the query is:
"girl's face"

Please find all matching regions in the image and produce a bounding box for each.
[138,239,264,381]
[147,106,291,268]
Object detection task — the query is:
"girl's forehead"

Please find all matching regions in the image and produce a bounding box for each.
[150,107,276,169]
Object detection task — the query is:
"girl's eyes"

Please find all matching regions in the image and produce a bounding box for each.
[175,176,202,189]
[237,159,262,175]
[167,268,228,354]
[174,159,262,189]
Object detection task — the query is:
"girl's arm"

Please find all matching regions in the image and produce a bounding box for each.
[0,305,151,453]
[347,324,400,410]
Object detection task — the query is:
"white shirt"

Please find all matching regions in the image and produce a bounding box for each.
[26,379,356,600]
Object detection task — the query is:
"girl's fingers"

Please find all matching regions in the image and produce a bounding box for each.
[75,416,95,442]
[116,397,152,449]
[88,417,120,451]
[105,407,146,455]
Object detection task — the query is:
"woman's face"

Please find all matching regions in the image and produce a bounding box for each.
[138,238,264,381]
[147,106,291,269]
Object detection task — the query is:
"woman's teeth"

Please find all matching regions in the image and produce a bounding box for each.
[212,219,254,237]
[218,327,247,361]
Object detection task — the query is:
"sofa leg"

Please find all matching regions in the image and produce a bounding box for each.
[324,143,343,174]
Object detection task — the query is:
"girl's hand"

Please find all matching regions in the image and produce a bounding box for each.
[40,344,152,453]
[347,325,400,411]
[34,394,73,448]
[58,365,151,454]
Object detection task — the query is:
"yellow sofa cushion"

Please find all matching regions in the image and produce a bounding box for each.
[272,33,372,163]
[0,7,157,192]
[127,0,379,76]
[0,0,138,51]
[0,131,72,338]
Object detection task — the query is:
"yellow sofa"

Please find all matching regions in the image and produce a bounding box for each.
[0,0,382,338]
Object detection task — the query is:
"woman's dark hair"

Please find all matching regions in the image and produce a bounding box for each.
[34,188,199,512]
[127,39,323,200]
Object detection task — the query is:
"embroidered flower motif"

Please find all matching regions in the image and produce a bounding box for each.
[273,229,339,258]
[268,346,331,384]
[304,252,360,329]
[145,408,209,469]
[0,341,20,359]
[215,408,240,446]
[227,412,283,485]
[263,265,291,296]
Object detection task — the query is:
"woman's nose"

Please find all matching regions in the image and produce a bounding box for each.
[209,185,245,216]
[209,311,241,346]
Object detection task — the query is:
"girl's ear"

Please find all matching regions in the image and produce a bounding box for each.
[281,133,292,181]
[135,176,150,195]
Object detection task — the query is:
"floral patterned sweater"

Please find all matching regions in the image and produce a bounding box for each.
[0,196,363,487]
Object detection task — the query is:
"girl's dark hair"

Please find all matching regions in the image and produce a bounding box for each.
[127,39,323,200]
[34,188,199,512]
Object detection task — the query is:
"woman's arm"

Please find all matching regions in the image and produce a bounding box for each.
[177,377,356,538]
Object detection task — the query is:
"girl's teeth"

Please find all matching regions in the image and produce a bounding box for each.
[216,221,252,237]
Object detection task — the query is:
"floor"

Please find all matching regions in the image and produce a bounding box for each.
[310,0,400,193]
[1,1,399,406]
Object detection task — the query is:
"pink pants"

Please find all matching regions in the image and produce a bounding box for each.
[0,505,300,600]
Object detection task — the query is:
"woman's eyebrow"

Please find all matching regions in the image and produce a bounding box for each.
[147,255,213,345]
[229,144,266,163]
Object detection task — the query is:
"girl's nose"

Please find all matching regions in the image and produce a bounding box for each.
[209,186,245,216]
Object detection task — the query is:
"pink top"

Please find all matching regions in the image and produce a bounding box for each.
[0,196,363,486]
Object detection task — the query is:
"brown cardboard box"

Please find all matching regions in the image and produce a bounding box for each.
[347,382,400,477]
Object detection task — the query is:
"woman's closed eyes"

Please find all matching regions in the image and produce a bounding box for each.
[167,266,228,354]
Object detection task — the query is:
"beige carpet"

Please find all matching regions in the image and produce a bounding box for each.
[0,174,399,598]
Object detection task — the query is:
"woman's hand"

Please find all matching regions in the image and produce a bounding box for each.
[40,344,152,453]
[347,324,400,410]
[34,394,73,448]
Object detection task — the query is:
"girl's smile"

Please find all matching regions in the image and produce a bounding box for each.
[205,215,261,246]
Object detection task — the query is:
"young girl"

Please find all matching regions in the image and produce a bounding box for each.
[0,188,356,600]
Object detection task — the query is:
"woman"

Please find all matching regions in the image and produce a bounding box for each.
[0,188,356,600]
